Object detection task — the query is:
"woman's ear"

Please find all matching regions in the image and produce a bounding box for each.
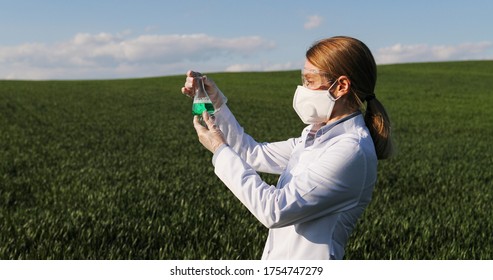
[334,76,351,98]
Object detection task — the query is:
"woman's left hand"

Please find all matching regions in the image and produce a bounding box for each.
[193,111,227,153]
[181,70,228,109]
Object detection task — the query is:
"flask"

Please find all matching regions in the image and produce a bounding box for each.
[192,77,215,116]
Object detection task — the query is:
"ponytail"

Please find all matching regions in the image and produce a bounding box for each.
[364,97,394,160]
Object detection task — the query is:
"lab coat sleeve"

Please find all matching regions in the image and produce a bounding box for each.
[213,104,295,175]
[213,137,374,229]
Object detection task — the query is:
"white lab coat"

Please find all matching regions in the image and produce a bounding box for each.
[211,104,377,260]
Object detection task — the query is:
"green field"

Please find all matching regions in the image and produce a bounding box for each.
[1,61,492,259]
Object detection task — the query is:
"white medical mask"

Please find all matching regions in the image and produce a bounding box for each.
[292,81,339,124]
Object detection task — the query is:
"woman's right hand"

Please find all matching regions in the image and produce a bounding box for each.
[193,111,227,154]
[181,70,227,109]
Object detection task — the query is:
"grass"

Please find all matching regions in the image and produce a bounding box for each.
[0,61,492,259]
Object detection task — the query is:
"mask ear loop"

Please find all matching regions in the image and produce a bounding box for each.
[322,79,340,121]
[327,79,340,100]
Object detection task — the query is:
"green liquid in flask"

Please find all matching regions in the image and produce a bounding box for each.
[192,99,215,116]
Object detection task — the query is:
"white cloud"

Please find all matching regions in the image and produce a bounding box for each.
[3,32,492,80]
[375,41,493,64]
[226,64,262,72]
[225,62,295,72]
[304,15,323,30]
[0,32,276,80]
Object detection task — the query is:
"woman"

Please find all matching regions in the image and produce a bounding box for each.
[181,36,393,259]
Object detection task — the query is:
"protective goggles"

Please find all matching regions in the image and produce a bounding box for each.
[301,68,333,90]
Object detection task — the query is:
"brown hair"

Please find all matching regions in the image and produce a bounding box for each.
[306,36,394,159]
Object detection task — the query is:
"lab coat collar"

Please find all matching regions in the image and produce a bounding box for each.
[302,111,362,148]
[316,111,362,137]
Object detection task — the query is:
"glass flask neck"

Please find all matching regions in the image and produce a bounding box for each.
[194,78,209,99]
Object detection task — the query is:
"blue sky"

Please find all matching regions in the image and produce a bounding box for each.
[1,0,492,80]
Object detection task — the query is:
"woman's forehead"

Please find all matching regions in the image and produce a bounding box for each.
[303,59,317,70]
